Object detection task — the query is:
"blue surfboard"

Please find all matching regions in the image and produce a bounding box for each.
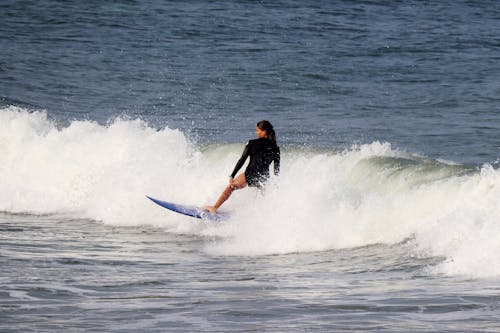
[146,196,227,222]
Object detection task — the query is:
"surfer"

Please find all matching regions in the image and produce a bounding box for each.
[204,120,280,214]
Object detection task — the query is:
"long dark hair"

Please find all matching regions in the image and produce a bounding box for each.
[257,120,277,144]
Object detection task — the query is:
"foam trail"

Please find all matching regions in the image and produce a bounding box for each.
[2,107,500,278]
[0,107,230,230]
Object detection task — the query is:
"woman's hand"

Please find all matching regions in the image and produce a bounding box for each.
[229,174,246,190]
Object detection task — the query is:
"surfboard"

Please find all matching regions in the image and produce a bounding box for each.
[146,196,227,222]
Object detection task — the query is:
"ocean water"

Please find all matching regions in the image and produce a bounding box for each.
[2,0,500,332]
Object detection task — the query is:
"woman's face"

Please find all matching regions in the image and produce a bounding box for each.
[255,126,267,139]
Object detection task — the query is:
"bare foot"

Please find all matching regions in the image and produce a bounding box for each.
[203,206,217,214]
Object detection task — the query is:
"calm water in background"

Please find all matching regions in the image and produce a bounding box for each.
[2,1,500,332]
[2,0,500,163]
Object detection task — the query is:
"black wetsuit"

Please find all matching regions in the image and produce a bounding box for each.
[230,138,280,187]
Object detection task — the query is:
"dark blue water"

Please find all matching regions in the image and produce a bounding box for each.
[2,0,500,164]
[2,1,500,332]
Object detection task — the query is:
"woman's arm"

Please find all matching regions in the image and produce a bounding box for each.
[230,142,250,178]
[273,147,280,176]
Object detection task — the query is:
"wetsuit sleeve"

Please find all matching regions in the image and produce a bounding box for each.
[273,146,280,176]
[230,142,251,178]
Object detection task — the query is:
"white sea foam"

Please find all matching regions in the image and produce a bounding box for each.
[2,107,500,278]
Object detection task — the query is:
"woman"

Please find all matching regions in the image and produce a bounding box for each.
[204,120,280,213]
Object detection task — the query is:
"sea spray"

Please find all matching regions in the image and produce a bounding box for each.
[0,107,214,227]
[414,165,500,278]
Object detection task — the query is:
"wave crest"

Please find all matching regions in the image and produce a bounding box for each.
[2,107,500,278]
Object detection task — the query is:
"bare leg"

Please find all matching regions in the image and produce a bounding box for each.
[204,173,247,213]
